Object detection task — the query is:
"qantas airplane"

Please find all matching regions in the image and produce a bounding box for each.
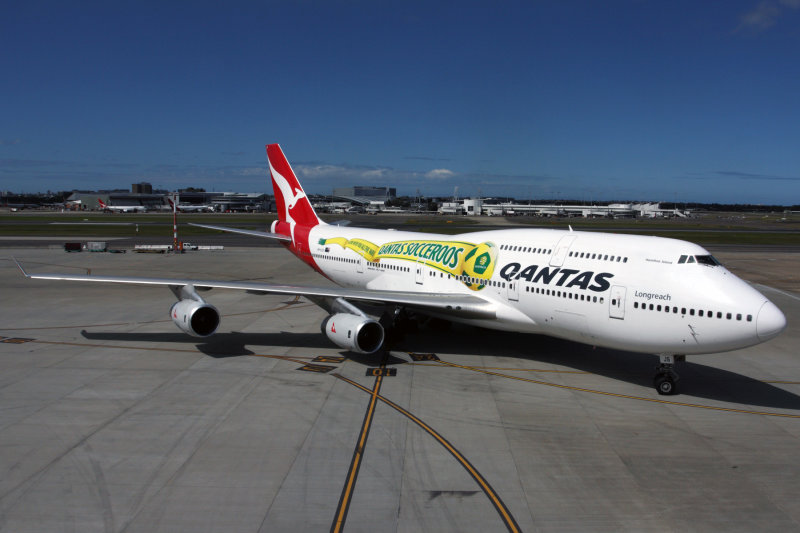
[97,199,147,213]
[17,144,786,395]
[167,197,215,212]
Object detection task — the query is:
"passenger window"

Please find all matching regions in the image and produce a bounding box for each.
[726,313,732,319]
[737,314,742,321]
[634,302,638,308]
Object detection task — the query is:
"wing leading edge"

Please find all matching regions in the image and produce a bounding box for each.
[13,259,495,320]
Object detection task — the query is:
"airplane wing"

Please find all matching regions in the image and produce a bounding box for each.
[13,259,495,319]
[188,223,292,242]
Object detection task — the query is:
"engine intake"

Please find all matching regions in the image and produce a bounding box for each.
[321,313,384,354]
[170,299,220,337]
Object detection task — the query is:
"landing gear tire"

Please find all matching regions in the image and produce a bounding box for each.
[653,355,683,395]
[654,373,677,395]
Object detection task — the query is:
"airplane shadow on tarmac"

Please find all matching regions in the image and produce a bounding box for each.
[395,324,800,411]
[81,325,800,411]
[80,330,332,358]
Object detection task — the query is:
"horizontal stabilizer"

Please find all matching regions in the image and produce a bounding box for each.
[189,223,291,241]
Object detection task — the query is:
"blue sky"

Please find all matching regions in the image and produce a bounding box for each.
[2,1,799,204]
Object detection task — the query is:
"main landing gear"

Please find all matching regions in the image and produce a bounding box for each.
[654,354,684,395]
[379,307,416,349]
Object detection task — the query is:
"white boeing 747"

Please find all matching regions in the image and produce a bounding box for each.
[17,144,786,395]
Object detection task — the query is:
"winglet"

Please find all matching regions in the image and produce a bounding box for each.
[12,257,30,277]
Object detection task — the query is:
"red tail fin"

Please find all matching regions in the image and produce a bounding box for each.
[98,198,107,208]
[267,144,322,230]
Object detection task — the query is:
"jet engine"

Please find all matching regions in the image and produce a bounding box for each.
[321,313,384,354]
[170,299,220,337]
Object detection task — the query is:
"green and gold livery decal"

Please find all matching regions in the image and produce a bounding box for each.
[318,237,379,262]
[318,237,498,291]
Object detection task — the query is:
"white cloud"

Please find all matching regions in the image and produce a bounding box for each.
[296,163,405,182]
[240,167,266,176]
[738,0,800,31]
[425,168,455,180]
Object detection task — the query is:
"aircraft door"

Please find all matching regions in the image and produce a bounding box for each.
[507,278,519,301]
[415,258,424,285]
[356,257,364,273]
[609,285,626,319]
[550,234,577,266]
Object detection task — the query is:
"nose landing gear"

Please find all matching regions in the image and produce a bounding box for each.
[654,354,684,395]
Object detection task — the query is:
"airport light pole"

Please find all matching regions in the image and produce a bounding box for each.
[172,193,178,252]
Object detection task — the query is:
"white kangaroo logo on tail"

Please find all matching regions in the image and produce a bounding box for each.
[270,162,307,242]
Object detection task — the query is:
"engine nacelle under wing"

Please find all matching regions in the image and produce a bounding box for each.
[321,313,384,354]
[170,299,220,337]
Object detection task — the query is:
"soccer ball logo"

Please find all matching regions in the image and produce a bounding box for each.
[461,242,497,291]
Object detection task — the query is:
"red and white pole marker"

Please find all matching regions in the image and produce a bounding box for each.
[172,193,178,252]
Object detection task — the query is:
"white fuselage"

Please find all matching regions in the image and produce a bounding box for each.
[302,225,785,356]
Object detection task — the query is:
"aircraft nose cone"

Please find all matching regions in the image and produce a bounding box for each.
[757,301,786,341]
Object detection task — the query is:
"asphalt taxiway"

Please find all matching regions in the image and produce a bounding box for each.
[1,247,799,532]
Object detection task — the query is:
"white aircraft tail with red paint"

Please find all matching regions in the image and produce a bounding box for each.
[267,144,324,239]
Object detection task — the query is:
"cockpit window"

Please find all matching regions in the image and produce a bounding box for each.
[678,254,722,266]
[695,255,721,266]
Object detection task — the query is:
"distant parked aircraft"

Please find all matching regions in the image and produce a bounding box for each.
[167,198,215,212]
[97,199,147,212]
